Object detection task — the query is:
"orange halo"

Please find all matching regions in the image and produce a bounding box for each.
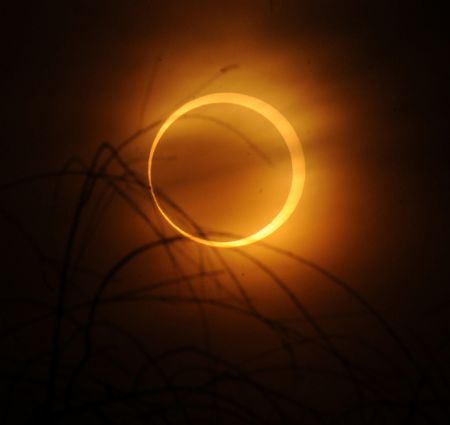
[148,93,305,248]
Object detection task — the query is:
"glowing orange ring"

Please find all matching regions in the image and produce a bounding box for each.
[148,93,305,248]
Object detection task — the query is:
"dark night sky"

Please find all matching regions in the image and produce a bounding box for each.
[1,1,449,424]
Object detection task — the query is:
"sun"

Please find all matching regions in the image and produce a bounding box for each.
[148,93,305,248]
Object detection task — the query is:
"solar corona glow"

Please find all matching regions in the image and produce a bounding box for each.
[148,93,305,248]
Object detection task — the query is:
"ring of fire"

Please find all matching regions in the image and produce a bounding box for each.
[148,93,305,248]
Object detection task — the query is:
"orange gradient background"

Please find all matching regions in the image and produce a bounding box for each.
[2,2,449,423]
